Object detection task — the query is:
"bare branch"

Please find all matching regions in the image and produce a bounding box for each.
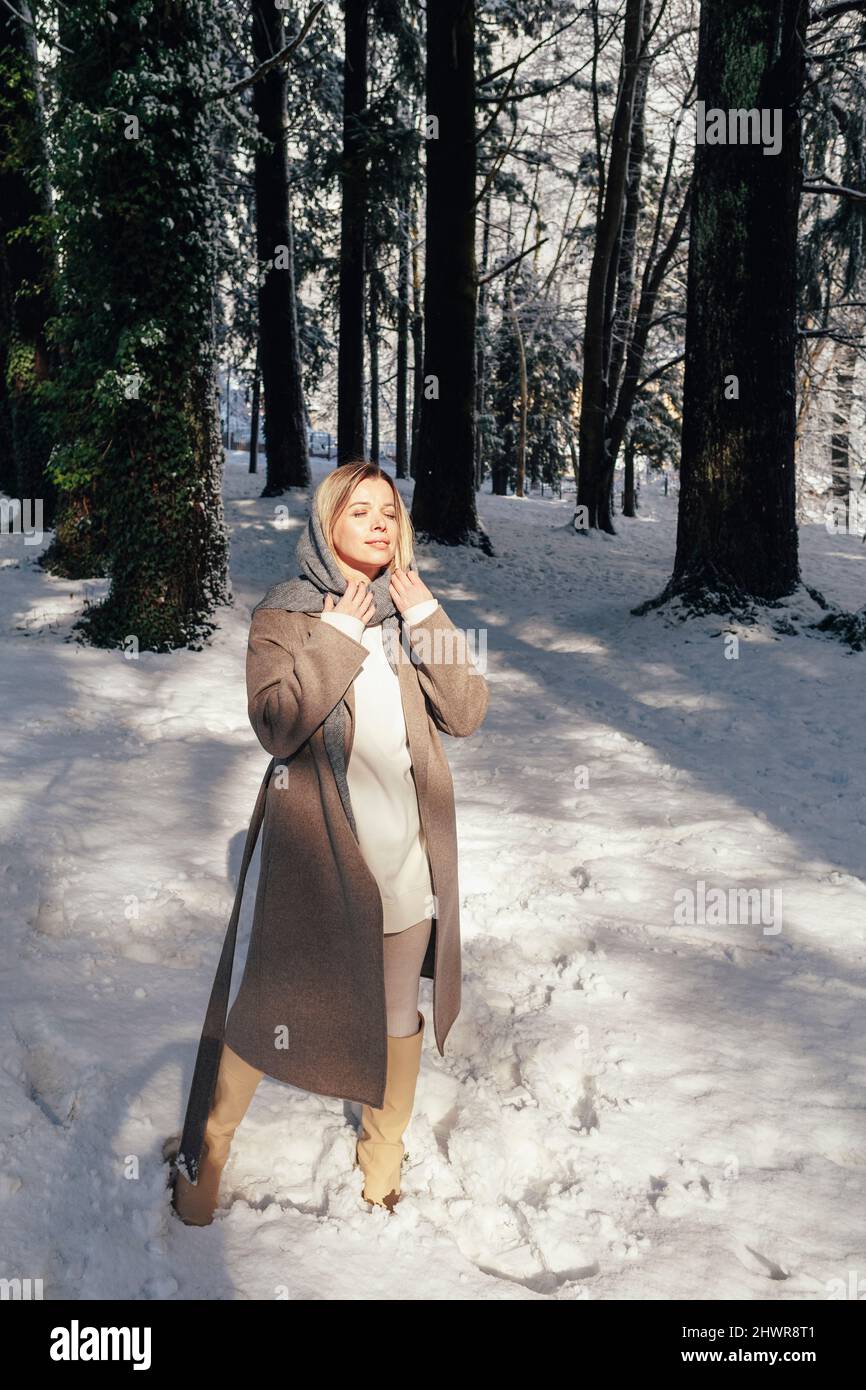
[474,120,527,209]
[637,353,686,390]
[799,329,866,347]
[475,63,518,142]
[803,178,866,202]
[224,1,324,98]
[477,13,582,88]
[477,240,549,287]
[2,0,74,52]
[809,1,866,20]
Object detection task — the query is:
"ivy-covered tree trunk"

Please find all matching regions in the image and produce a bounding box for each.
[413,0,488,548]
[251,0,310,496]
[47,0,231,648]
[669,0,806,606]
[337,0,369,465]
[0,1,59,522]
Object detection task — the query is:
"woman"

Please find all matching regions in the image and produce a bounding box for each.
[169,461,489,1223]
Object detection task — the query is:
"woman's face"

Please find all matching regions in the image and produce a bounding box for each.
[330,477,399,580]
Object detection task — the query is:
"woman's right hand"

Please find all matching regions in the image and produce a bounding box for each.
[324,581,375,626]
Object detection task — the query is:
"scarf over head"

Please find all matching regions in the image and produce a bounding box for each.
[253,495,415,839]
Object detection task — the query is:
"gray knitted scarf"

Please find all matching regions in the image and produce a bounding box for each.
[254,496,414,839]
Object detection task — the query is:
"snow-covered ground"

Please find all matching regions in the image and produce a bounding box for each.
[1,456,864,1301]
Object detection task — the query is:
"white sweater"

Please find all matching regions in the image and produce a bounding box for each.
[320,597,440,934]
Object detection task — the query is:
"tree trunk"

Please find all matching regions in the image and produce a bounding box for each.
[413,0,488,548]
[577,0,646,535]
[251,0,310,495]
[368,265,380,464]
[337,0,369,465]
[47,0,231,646]
[475,187,492,491]
[607,1,652,417]
[623,435,637,516]
[0,1,59,523]
[830,340,858,531]
[670,0,806,605]
[506,283,527,498]
[249,345,261,474]
[395,195,410,479]
[608,184,691,466]
[409,190,424,480]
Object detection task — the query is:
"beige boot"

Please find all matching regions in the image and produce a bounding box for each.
[171,1044,264,1226]
[356,1011,425,1212]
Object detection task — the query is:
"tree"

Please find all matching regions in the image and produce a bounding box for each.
[395,193,411,478]
[337,0,369,464]
[640,0,808,613]
[43,0,232,648]
[251,0,311,496]
[576,0,647,534]
[413,0,489,549]
[0,1,59,525]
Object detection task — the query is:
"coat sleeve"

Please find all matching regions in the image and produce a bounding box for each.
[404,603,490,738]
[246,609,368,758]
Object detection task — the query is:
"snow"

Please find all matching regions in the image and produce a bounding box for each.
[1,455,864,1301]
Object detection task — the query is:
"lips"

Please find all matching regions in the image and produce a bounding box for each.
[366,541,388,547]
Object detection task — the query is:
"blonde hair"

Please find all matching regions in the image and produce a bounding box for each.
[315,461,416,573]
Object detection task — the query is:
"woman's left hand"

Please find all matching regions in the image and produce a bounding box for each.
[389,566,435,615]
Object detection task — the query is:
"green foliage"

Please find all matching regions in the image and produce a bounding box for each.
[44,0,233,648]
[0,9,60,512]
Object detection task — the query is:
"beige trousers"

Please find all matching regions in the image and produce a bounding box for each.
[382,915,433,1035]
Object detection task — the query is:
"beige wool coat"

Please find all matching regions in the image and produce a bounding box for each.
[177,598,489,1182]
